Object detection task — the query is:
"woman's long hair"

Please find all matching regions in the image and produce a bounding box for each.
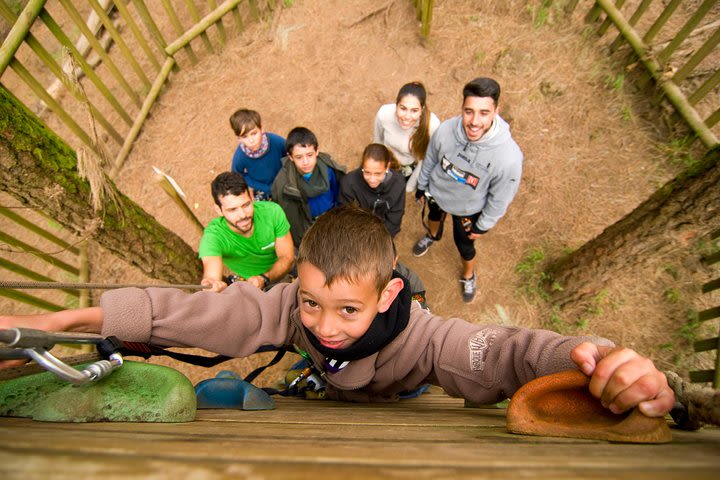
[396,81,431,162]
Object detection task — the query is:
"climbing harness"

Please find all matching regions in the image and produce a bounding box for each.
[420,192,446,241]
[0,327,123,386]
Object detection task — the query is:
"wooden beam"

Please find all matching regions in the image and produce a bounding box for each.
[0,0,46,76]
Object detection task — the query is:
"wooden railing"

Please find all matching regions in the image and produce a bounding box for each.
[692,227,720,388]
[413,0,434,37]
[581,0,719,148]
[414,0,719,147]
[0,0,273,180]
[0,199,89,312]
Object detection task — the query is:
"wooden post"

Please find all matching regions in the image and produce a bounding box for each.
[0,207,79,255]
[87,0,151,88]
[152,166,205,235]
[56,0,142,108]
[688,68,720,105]
[657,0,717,65]
[672,27,720,84]
[642,0,682,44]
[0,0,46,76]
[610,0,652,52]
[207,0,227,46]
[595,0,719,148]
[161,0,199,64]
[598,0,626,37]
[184,0,215,54]
[0,258,81,297]
[111,57,176,177]
[112,0,161,73]
[165,0,244,56]
[38,9,133,127]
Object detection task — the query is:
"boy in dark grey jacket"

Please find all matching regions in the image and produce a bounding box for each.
[415,77,523,303]
[0,205,674,417]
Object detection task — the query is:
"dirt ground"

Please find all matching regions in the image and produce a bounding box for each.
[3,0,718,384]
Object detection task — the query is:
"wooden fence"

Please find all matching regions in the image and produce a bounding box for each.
[417,0,719,147]
[0,196,89,312]
[0,0,275,180]
[0,0,274,312]
[692,228,720,388]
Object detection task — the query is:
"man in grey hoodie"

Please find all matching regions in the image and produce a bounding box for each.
[414,77,523,303]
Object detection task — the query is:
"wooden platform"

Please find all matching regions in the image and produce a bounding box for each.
[0,391,719,479]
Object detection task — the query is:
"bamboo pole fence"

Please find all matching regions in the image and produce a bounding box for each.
[570,0,720,148]
[0,202,89,312]
[0,0,272,179]
[0,0,274,313]
[692,228,720,388]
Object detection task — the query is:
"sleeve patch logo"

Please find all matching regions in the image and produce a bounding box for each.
[469,329,497,371]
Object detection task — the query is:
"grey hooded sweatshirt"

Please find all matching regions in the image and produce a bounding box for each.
[99,281,613,403]
[417,115,523,232]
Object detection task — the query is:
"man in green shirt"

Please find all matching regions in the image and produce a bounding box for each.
[199,172,294,292]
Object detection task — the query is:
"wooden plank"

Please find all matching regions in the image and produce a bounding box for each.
[698,306,720,321]
[0,395,718,479]
[702,277,720,293]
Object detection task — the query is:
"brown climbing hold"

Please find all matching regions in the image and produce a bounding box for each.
[506,370,672,444]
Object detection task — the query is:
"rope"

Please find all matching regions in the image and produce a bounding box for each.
[665,370,720,430]
[0,280,205,290]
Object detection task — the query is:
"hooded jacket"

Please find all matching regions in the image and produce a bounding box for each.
[339,168,406,237]
[417,115,523,232]
[271,152,346,247]
[99,281,613,403]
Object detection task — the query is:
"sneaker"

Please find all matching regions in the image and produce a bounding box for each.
[460,274,476,303]
[413,235,435,257]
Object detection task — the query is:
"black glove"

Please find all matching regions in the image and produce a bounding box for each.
[470,225,488,235]
[415,188,425,201]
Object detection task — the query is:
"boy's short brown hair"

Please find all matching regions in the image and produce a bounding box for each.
[229,109,262,136]
[298,204,394,295]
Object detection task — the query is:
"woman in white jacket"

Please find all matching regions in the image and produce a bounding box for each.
[374,81,440,192]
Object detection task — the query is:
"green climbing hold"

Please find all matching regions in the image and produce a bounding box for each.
[0,361,196,422]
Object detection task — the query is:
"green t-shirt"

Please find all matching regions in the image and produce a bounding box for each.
[198,201,291,278]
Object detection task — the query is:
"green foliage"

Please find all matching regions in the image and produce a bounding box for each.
[605,72,624,92]
[516,246,553,300]
[526,0,560,29]
[548,306,566,334]
[283,0,294,7]
[620,104,632,123]
[663,264,680,280]
[658,136,701,170]
[678,309,700,343]
[663,288,681,304]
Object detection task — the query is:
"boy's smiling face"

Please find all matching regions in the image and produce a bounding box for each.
[297,262,402,350]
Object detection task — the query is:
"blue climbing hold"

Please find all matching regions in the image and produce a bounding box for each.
[194,370,275,410]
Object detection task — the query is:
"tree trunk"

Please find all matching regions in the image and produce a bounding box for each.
[548,145,720,307]
[0,86,202,284]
